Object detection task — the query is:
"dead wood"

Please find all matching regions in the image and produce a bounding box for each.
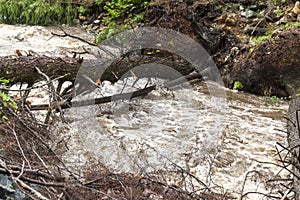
[0,55,82,85]
[27,72,204,111]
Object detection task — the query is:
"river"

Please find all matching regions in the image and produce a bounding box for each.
[1,24,290,199]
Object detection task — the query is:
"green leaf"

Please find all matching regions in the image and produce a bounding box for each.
[233,81,243,90]
[2,115,8,121]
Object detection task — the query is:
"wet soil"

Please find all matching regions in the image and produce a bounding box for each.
[145,0,300,97]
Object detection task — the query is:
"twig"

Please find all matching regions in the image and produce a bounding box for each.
[145,144,210,190]
[280,187,293,200]
[16,161,25,180]
[241,191,280,200]
[249,1,273,38]
[296,110,300,138]
[51,27,96,46]
[13,178,50,200]
[34,66,65,122]
[34,66,57,104]
[33,148,52,176]
[0,165,55,181]
[11,126,31,169]
[51,27,117,59]
[239,170,264,200]
[1,73,70,92]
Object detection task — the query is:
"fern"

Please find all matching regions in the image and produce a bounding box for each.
[0,0,76,25]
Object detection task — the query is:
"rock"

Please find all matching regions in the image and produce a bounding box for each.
[93,19,101,24]
[244,26,266,36]
[79,15,87,21]
[225,16,236,26]
[0,174,29,200]
[241,10,254,18]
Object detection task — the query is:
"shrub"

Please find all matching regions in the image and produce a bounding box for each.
[233,81,243,90]
[0,0,76,25]
[96,0,150,43]
[0,79,17,121]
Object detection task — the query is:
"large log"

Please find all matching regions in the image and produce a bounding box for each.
[0,53,207,92]
[0,54,197,85]
[0,55,82,85]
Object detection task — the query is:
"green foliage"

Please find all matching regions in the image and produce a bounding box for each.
[96,0,150,43]
[0,79,18,121]
[233,81,243,90]
[296,87,300,97]
[0,0,76,25]
[251,35,275,45]
[95,0,104,5]
[271,0,286,6]
[283,21,300,30]
[273,9,284,18]
[270,95,280,103]
[104,0,148,20]
[78,6,86,15]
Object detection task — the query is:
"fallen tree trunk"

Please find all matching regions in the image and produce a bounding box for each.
[0,55,82,85]
[0,53,197,86]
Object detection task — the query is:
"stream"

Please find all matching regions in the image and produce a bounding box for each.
[1,24,290,199]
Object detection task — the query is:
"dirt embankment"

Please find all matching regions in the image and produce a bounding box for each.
[145,0,300,97]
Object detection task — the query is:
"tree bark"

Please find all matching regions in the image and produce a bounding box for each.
[287,97,300,198]
[0,53,203,87]
[0,55,82,85]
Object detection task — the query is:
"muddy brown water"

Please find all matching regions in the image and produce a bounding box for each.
[2,24,289,199]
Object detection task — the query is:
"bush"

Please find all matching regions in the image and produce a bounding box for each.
[0,78,17,121]
[0,0,76,25]
[96,0,150,43]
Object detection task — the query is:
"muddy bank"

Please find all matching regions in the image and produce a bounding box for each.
[145,0,300,97]
[229,27,300,97]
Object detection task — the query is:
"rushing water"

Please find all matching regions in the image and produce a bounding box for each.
[2,24,289,199]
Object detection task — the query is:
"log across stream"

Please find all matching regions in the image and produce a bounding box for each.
[1,24,292,198]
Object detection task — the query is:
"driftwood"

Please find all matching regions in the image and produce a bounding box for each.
[26,72,204,111]
[287,96,300,198]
